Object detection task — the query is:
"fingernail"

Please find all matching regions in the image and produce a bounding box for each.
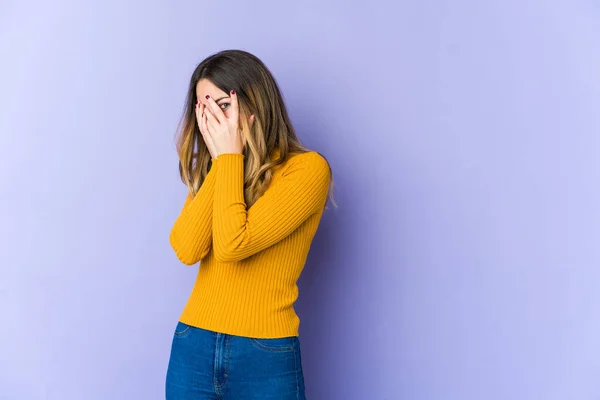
[195,99,199,105]
[231,90,235,95]
[205,95,210,99]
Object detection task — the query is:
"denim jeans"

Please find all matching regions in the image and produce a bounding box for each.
[165,321,306,399]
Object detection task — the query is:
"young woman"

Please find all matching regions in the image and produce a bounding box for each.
[165,49,333,399]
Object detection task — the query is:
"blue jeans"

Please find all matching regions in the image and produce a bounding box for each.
[165,322,306,399]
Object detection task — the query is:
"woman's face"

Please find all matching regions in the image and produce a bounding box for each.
[195,79,254,147]
[196,79,234,119]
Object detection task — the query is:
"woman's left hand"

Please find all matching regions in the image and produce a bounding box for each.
[202,90,244,156]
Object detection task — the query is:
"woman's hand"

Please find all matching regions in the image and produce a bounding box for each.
[201,90,244,156]
[195,101,219,159]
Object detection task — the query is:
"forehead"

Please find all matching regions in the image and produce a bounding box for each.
[195,79,227,98]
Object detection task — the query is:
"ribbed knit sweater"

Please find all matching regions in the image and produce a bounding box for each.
[169,149,331,338]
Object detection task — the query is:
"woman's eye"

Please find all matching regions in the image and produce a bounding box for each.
[219,103,230,110]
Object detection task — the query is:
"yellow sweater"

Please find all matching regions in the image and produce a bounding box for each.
[169,150,331,338]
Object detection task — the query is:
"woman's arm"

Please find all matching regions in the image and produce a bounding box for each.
[212,152,330,263]
[169,162,218,265]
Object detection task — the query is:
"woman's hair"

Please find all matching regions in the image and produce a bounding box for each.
[175,49,335,208]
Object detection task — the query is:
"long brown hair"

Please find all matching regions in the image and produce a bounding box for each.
[175,49,335,208]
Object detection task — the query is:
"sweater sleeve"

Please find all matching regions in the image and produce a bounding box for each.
[212,152,330,263]
[169,161,218,265]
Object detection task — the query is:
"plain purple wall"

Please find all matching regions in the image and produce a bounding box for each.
[2,0,600,399]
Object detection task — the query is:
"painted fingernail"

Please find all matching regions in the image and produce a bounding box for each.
[195,99,199,105]
[231,90,235,95]
[205,95,210,99]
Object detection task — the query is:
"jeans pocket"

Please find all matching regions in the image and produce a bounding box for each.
[249,336,297,353]
[174,321,192,337]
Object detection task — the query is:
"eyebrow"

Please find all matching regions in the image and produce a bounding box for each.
[214,96,229,102]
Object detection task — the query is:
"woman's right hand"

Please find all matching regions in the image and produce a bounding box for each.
[195,100,218,160]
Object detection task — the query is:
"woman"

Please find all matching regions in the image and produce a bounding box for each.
[166,49,333,399]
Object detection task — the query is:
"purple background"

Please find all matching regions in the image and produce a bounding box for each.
[2,1,600,399]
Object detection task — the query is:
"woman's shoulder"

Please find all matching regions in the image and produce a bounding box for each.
[282,151,331,182]
[286,150,329,169]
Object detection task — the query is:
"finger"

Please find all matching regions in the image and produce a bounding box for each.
[201,113,216,154]
[229,89,239,125]
[194,103,207,132]
[203,112,214,140]
[204,106,220,133]
[200,106,208,135]
[197,105,208,140]
[197,103,209,138]
[204,95,226,125]
[201,113,219,158]
[199,103,205,130]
